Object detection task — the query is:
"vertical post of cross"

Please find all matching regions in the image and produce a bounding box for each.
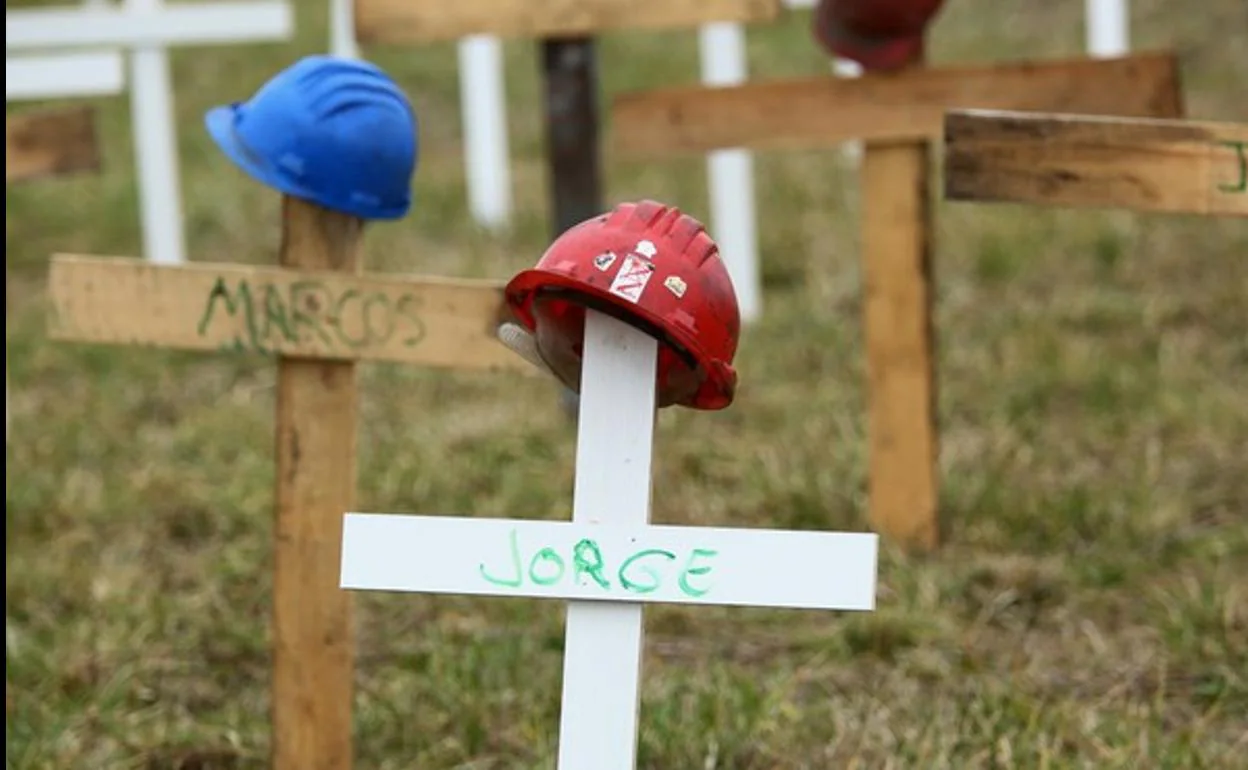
[860,44,939,551]
[541,39,603,240]
[555,310,657,768]
[270,197,365,769]
[540,37,603,418]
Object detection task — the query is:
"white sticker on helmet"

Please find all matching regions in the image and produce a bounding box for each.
[634,240,658,259]
[593,251,617,271]
[607,254,656,304]
[663,275,687,298]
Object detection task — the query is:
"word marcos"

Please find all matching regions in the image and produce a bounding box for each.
[197,275,427,355]
[480,528,717,598]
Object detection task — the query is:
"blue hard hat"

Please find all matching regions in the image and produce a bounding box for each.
[205,55,418,220]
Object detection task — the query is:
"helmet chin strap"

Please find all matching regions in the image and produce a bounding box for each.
[496,321,556,378]
[496,321,582,421]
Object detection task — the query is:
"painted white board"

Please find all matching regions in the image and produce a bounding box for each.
[341,514,879,611]
[6,51,125,101]
[5,3,292,50]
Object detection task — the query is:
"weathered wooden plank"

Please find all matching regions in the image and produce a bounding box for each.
[6,106,101,184]
[270,196,359,770]
[47,255,530,372]
[355,0,782,45]
[611,51,1183,157]
[862,137,940,551]
[943,109,1248,218]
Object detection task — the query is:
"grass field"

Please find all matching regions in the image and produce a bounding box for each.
[6,0,1247,767]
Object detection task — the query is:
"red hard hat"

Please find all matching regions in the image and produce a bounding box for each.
[505,200,741,411]
[813,0,947,71]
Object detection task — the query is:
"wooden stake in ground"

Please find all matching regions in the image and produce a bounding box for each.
[340,309,879,769]
[944,110,1247,218]
[270,196,361,770]
[610,51,1186,552]
[860,47,939,549]
[47,200,531,770]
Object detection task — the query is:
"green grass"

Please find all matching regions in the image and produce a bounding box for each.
[7,0,1248,768]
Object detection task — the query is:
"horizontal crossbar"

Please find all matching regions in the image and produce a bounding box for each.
[354,0,782,45]
[943,110,1248,218]
[341,513,879,610]
[611,51,1182,157]
[7,106,101,184]
[6,2,292,50]
[48,255,536,372]
[6,51,126,101]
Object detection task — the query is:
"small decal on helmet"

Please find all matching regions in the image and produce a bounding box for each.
[634,240,658,259]
[663,275,688,298]
[593,251,617,271]
[607,254,656,304]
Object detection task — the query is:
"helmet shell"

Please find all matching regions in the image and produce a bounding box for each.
[205,54,418,220]
[505,201,741,410]
[813,0,947,71]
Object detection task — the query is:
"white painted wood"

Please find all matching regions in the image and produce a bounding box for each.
[341,514,879,610]
[328,0,359,59]
[125,0,184,266]
[832,57,864,164]
[341,290,879,767]
[5,51,125,101]
[555,311,658,770]
[458,35,512,230]
[5,3,292,50]
[1086,0,1129,57]
[699,22,761,324]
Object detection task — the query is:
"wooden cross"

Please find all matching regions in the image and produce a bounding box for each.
[47,195,535,770]
[340,308,880,770]
[609,49,1187,552]
[943,109,1247,219]
[7,105,107,443]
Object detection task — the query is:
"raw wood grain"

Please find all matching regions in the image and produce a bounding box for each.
[356,0,781,44]
[612,52,1183,157]
[944,109,1248,218]
[6,106,101,184]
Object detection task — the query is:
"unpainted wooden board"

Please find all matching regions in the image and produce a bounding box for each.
[943,110,1248,218]
[861,139,940,552]
[355,0,782,44]
[270,197,359,770]
[6,106,101,184]
[47,255,530,372]
[611,51,1183,157]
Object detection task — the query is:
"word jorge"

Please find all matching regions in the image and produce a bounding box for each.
[480,529,718,599]
[1218,140,1247,194]
[197,276,427,355]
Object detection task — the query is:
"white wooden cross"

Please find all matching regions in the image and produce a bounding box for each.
[341,309,880,768]
[6,0,293,266]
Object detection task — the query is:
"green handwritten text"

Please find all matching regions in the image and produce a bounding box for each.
[1218,140,1247,194]
[479,530,718,599]
[196,277,428,355]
